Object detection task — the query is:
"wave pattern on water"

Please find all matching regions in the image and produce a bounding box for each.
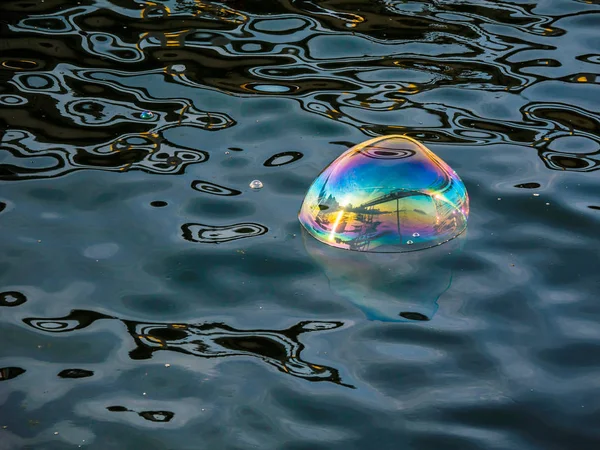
[1,0,599,180]
[23,308,351,387]
[1,0,600,449]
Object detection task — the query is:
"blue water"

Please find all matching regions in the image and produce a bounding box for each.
[1,0,600,448]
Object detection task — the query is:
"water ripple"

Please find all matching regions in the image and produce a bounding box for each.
[1,0,600,448]
[22,309,351,387]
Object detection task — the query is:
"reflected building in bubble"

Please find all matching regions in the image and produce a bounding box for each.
[299,135,469,252]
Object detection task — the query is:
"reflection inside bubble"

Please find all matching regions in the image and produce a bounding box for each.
[299,135,469,252]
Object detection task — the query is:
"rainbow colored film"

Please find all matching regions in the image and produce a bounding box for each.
[299,135,469,252]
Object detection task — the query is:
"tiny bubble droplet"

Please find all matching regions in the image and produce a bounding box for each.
[140,110,154,120]
[249,180,263,190]
[412,232,420,237]
[407,240,414,245]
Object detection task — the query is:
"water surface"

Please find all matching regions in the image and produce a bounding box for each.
[1,0,600,448]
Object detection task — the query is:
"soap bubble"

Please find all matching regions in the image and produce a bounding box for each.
[249,179,263,190]
[298,135,469,252]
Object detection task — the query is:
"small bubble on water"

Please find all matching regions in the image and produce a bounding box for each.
[407,240,414,245]
[533,193,540,197]
[164,363,170,368]
[140,110,154,120]
[412,232,420,237]
[249,180,263,190]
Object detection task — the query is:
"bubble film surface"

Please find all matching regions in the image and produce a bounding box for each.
[299,136,469,252]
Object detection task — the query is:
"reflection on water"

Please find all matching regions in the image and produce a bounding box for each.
[107,406,175,423]
[263,151,304,167]
[1,0,599,181]
[191,179,242,196]
[0,367,26,381]
[23,310,352,387]
[58,369,94,379]
[304,228,465,322]
[181,222,269,243]
[0,291,27,307]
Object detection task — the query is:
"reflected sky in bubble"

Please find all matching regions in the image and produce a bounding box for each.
[299,135,469,252]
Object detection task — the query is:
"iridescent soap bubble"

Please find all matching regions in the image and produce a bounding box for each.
[249,179,263,190]
[299,135,469,252]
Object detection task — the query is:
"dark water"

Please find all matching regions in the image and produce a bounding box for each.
[1,0,600,448]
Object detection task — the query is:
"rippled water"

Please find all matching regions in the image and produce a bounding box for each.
[1,0,600,448]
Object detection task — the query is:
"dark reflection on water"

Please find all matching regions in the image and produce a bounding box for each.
[0,367,26,381]
[0,291,27,307]
[2,0,599,181]
[138,410,175,423]
[181,222,269,243]
[24,310,352,387]
[191,179,242,196]
[1,0,600,448]
[107,406,175,423]
[263,151,304,167]
[58,369,94,379]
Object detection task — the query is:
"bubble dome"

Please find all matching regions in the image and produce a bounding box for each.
[299,135,469,252]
